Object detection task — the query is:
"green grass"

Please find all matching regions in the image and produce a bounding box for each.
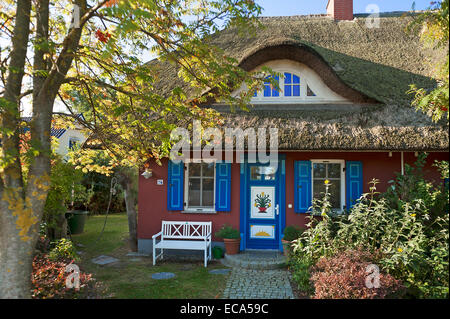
[71,214,229,299]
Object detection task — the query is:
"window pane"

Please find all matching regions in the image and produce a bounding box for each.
[262,166,277,180]
[293,74,300,84]
[307,85,316,97]
[284,72,291,84]
[250,166,277,181]
[263,84,271,97]
[203,162,214,177]
[313,163,326,178]
[293,84,300,96]
[250,166,262,180]
[313,179,326,199]
[284,85,292,97]
[202,179,214,207]
[188,178,201,206]
[189,163,201,177]
[272,88,279,97]
[313,179,341,210]
[272,76,280,97]
[328,163,341,178]
[328,181,341,209]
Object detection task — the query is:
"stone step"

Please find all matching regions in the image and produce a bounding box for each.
[221,250,287,270]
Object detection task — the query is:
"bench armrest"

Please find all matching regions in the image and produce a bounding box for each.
[152,231,163,239]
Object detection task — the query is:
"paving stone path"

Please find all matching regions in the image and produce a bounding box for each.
[222,268,294,299]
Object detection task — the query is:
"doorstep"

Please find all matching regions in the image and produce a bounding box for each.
[221,250,287,270]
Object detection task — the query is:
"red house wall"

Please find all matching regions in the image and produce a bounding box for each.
[138,151,448,241]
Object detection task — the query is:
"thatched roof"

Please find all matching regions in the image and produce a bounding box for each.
[155,14,448,151]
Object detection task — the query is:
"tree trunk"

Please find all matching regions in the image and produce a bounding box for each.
[0,0,33,299]
[118,170,138,252]
[0,211,35,298]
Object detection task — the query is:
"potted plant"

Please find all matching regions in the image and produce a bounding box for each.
[282,225,304,257]
[215,224,241,255]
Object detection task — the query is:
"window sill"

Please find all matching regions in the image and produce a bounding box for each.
[181,209,217,214]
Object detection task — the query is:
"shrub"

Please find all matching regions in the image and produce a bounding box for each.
[292,156,449,298]
[283,225,304,242]
[288,250,315,295]
[31,254,94,299]
[311,249,403,299]
[43,156,87,240]
[384,153,449,223]
[215,224,240,239]
[48,238,79,262]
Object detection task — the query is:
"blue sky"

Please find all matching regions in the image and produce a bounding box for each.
[255,0,434,16]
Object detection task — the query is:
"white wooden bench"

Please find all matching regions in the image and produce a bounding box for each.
[152,221,212,267]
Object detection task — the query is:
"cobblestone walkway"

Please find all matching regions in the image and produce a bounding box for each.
[222,268,294,299]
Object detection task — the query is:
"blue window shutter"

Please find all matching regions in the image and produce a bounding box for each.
[215,162,231,211]
[294,161,312,213]
[346,161,363,210]
[167,160,184,211]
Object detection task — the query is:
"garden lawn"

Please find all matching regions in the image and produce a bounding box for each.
[71,214,229,299]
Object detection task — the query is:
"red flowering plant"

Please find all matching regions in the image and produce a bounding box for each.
[311,249,403,299]
[31,254,95,299]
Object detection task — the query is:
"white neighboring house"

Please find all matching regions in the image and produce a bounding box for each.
[22,114,88,157]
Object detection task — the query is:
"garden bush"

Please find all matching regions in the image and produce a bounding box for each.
[43,156,88,240]
[311,249,403,299]
[48,238,80,262]
[283,225,305,242]
[287,250,314,296]
[290,156,449,299]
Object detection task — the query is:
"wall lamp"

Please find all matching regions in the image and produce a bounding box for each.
[141,169,153,179]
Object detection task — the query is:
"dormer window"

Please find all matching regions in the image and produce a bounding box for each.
[242,60,350,104]
[252,71,318,101]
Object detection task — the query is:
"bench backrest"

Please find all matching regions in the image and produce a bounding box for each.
[161,221,212,240]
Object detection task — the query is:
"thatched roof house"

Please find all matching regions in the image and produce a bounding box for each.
[137,1,448,255]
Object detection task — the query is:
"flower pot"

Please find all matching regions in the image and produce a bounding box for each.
[258,207,267,212]
[66,210,89,235]
[223,238,240,255]
[281,239,292,257]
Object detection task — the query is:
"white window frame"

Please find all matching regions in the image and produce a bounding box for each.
[236,59,350,104]
[311,159,346,213]
[184,161,216,213]
[253,70,320,102]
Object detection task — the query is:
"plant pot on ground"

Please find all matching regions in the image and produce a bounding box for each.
[282,225,305,257]
[215,224,241,255]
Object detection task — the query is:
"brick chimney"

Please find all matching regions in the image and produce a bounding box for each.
[327,0,353,21]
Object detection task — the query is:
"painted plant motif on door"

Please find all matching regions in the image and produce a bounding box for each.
[250,186,275,219]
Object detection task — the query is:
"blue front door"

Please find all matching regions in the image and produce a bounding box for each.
[240,157,285,250]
